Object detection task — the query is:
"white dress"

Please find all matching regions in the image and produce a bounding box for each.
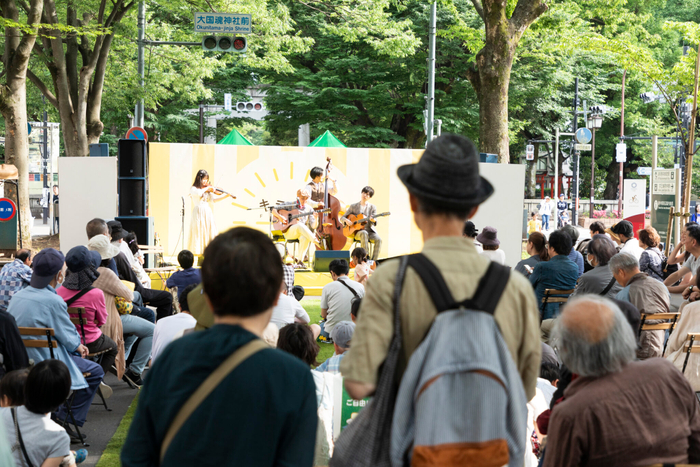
[188,186,218,255]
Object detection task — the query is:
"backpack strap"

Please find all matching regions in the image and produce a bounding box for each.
[337,278,360,299]
[407,253,510,315]
[65,287,94,306]
[599,277,617,296]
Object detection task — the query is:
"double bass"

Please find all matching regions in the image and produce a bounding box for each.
[316,157,346,250]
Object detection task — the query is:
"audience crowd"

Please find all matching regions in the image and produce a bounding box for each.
[1,134,700,466]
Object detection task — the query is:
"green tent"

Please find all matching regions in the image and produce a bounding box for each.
[308,130,346,148]
[217,128,253,145]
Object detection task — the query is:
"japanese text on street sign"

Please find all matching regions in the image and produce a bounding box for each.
[575,144,591,151]
[224,93,232,112]
[195,13,252,34]
[526,144,534,161]
[653,168,676,195]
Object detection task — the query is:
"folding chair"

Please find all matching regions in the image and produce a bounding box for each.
[638,312,680,356]
[681,332,700,375]
[540,289,574,322]
[168,286,181,314]
[68,307,112,412]
[19,327,89,446]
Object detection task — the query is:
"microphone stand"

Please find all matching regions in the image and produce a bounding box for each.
[181,196,186,251]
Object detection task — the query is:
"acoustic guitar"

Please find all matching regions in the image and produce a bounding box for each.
[343,212,391,238]
[273,208,330,233]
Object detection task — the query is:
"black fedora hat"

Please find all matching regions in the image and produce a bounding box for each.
[397,134,494,208]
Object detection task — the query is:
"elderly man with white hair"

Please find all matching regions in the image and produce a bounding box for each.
[543,295,700,467]
[609,251,670,359]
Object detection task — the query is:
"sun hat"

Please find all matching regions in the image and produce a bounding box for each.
[88,234,120,260]
[88,250,102,269]
[329,321,355,349]
[30,249,65,289]
[397,134,493,208]
[63,246,100,290]
[476,226,500,247]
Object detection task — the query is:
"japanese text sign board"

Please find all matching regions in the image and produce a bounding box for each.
[526,144,534,161]
[651,168,679,245]
[195,13,252,34]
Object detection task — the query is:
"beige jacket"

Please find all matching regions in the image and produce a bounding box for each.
[94,267,134,378]
[625,273,671,359]
[666,301,700,391]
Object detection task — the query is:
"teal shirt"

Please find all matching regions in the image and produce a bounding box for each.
[121,324,318,467]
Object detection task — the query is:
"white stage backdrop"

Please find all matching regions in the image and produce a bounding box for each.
[59,157,118,252]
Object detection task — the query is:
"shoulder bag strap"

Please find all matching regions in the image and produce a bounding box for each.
[12,408,34,467]
[160,338,269,463]
[337,278,360,299]
[65,287,94,306]
[407,254,510,315]
[600,277,617,296]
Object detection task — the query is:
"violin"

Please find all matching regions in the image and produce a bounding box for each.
[204,182,236,200]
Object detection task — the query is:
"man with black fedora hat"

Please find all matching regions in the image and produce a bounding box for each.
[340,134,541,401]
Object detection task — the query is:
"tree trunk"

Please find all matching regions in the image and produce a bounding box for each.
[466,0,548,163]
[0,0,43,247]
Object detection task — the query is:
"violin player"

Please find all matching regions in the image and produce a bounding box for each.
[189,169,236,257]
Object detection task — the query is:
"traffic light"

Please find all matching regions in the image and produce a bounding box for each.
[236,101,263,111]
[202,36,247,53]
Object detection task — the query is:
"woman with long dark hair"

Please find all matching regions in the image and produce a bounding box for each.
[189,170,229,256]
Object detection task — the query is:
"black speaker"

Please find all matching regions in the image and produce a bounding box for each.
[118,140,147,178]
[118,179,145,216]
[115,216,155,268]
[313,250,351,273]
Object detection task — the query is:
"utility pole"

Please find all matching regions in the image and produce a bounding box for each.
[136,0,146,128]
[590,124,596,217]
[619,70,626,216]
[571,78,580,225]
[425,2,436,146]
[683,42,700,215]
[199,103,204,144]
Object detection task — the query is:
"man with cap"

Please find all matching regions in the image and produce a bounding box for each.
[610,220,644,261]
[340,134,541,401]
[315,321,355,375]
[7,249,104,439]
[556,192,569,228]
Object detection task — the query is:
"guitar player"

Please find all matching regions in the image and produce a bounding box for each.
[272,188,321,268]
[340,186,383,261]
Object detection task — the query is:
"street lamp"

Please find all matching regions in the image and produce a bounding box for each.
[588,113,604,217]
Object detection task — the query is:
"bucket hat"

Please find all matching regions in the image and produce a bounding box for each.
[63,246,100,290]
[88,234,120,260]
[476,226,500,247]
[397,134,493,208]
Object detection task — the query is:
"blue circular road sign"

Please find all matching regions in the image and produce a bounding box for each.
[575,128,592,144]
[0,198,17,222]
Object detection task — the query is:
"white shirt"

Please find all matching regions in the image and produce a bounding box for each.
[321,277,364,333]
[270,292,309,329]
[151,312,197,363]
[480,249,506,265]
[619,238,645,261]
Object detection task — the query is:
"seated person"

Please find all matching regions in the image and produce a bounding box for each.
[476,226,506,265]
[638,226,665,281]
[1,360,83,467]
[561,225,584,277]
[121,227,317,466]
[58,246,118,376]
[350,297,360,323]
[315,321,355,375]
[515,232,549,278]
[463,221,483,253]
[7,249,103,440]
[339,186,383,261]
[571,234,621,299]
[151,284,198,364]
[0,368,28,407]
[0,304,29,380]
[544,295,700,466]
[86,218,172,320]
[320,259,364,342]
[0,248,33,311]
[611,252,671,359]
[666,296,700,391]
[530,230,579,320]
[270,281,310,329]
[537,362,559,407]
[124,231,151,289]
[351,247,373,286]
[165,250,201,297]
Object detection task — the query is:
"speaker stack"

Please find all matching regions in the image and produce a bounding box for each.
[116,139,155,268]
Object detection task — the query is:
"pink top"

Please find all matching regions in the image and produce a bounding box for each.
[57,288,107,345]
[354,262,372,286]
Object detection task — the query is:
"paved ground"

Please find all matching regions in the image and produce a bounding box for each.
[78,373,140,466]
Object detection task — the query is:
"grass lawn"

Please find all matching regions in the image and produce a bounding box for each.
[95,299,333,466]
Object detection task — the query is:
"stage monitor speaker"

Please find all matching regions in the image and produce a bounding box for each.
[313,250,351,273]
[118,139,147,178]
[115,216,155,268]
[118,179,145,216]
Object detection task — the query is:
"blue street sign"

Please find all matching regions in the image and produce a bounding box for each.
[575,128,592,144]
[194,12,252,34]
[0,198,17,222]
